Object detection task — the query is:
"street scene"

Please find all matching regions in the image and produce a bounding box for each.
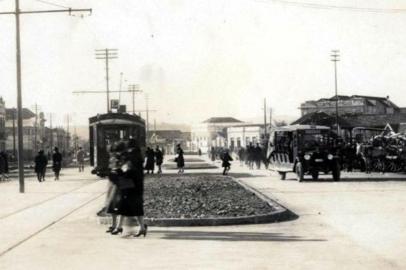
[1,0,406,269]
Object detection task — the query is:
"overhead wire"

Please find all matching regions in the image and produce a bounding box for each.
[33,0,70,9]
[253,0,406,13]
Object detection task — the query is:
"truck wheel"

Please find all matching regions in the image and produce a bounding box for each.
[278,171,286,180]
[311,170,319,181]
[332,163,341,181]
[296,162,304,182]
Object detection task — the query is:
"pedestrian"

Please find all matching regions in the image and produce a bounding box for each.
[210,146,216,163]
[254,143,263,169]
[118,138,148,238]
[198,148,202,156]
[237,147,245,167]
[144,147,155,174]
[155,145,163,174]
[247,143,255,169]
[0,152,6,181]
[34,150,48,182]
[106,141,126,235]
[52,147,62,180]
[76,147,85,172]
[176,144,185,174]
[0,151,9,180]
[221,149,233,175]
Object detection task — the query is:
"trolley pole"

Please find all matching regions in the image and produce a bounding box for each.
[331,50,340,135]
[0,1,91,193]
[95,49,118,113]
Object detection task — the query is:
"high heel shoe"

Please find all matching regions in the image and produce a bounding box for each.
[134,225,148,237]
[111,228,123,235]
[105,226,114,233]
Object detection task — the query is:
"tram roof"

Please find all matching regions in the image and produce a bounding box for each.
[271,124,330,132]
[89,112,145,126]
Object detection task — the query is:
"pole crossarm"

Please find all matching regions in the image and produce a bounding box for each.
[0,8,92,15]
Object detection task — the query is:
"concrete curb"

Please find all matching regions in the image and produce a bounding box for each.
[99,177,296,227]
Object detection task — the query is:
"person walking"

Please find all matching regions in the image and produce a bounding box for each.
[34,150,48,182]
[52,147,62,180]
[176,144,185,174]
[106,141,126,235]
[0,152,6,181]
[254,143,262,169]
[155,146,163,174]
[0,151,9,181]
[145,147,155,174]
[221,149,233,175]
[118,138,147,238]
[210,146,216,163]
[76,147,85,172]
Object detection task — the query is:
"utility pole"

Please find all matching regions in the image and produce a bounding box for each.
[146,93,150,136]
[0,1,91,193]
[331,50,340,135]
[49,113,53,153]
[95,48,118,113]
[128,84,142,115]
[118,72,123,105]
[34,103,38,154]
[12,108,16,158]
[66,114,70,153]
[263,98,267,141]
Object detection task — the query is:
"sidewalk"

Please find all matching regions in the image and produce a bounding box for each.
[0,160,402,270]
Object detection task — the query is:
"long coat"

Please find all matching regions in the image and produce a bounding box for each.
[34,154,48,173]
[176,148,185,168]
[52,152,62,172]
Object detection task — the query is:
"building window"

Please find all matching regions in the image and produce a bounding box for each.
[237,138,241,148]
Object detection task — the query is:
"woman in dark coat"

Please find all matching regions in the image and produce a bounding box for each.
[155,146,163,174]
[221,149,233,175]
[118,139,147,238]
[144,147,155,174]
[34,150,48,182]
[176,144,185,174]
[52,147,62,180]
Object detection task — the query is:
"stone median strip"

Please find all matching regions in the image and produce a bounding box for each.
[99,176,295,227]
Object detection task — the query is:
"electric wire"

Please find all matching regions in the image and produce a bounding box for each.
[254,0,406,13]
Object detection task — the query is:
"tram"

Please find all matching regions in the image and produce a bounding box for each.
[89,112,146,177]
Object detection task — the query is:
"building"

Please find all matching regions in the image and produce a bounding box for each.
[191,117,243,153]
[5,108,47,160]
[299,95,400,116]
[147,130,191,154]
[0,98,5,151]
[227,124,267,150]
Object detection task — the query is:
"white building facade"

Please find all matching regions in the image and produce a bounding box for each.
[191,117,243,153]
[227,124,266,150]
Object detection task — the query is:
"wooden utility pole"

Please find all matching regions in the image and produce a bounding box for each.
[95,49,118,113]
[263,98,267,140]
[0,1,91,193]
[128,84,142,115]
[331,50,340,135]
[34,103,38,154]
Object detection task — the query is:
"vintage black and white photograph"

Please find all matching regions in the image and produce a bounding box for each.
[1,0,406,269]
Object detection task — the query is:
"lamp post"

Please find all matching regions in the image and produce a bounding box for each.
[331,50,340,135]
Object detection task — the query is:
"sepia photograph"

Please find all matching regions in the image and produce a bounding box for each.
[1,0,406,269]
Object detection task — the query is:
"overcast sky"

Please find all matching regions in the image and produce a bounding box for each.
[1,0,406,127]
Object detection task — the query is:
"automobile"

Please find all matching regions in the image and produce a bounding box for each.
[267,125,341,181]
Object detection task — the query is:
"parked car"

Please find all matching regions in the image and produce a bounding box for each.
[267,125,341,181]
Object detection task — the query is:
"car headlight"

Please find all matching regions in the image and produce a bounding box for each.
[304,154,311,160]
[327,154,333,160]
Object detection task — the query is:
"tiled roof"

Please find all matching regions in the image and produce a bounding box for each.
[5,108,35,120]
[203,117,243,123]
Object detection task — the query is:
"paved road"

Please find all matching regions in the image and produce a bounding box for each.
[0,160,406,269]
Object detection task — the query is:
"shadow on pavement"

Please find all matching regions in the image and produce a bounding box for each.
[156,230,326,242]
[282,176,406,183]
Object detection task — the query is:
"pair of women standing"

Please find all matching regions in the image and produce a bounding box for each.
[106,139,147,238]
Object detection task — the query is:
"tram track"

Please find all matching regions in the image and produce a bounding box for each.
[0,180,100,221]
[0,191,105,258]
